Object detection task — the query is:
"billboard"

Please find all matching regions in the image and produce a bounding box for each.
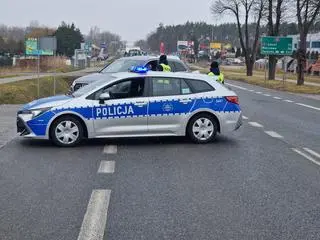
[177,41,194,54]
[210,42,222,49]
[25,37,55,56]
[25,38,38,55]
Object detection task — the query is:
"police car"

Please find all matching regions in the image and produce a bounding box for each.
[70,55,189,92]
[17,67,242,147]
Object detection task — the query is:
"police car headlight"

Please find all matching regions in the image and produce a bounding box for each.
[19,107,51,119]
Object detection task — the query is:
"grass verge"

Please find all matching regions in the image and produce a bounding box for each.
[0,74,20,79]
[220,66,320,84]
[0,76,77,104]
[192,66,320,94]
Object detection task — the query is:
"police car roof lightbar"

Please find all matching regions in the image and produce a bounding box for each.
[130,66,148,73]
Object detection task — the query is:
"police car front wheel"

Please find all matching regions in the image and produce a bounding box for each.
[50,116,84,147]
[188,114,218,143]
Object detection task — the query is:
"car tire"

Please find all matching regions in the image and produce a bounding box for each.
[187,113,218,144]
[50,116,84,147]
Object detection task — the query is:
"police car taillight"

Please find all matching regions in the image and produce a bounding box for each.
[225,96,239,105]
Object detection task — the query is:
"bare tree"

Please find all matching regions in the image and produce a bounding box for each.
[267,0,288,80]
[211,0,265,76]
[296,0,320,85]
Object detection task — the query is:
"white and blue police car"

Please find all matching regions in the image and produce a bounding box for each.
[17,67,242,147]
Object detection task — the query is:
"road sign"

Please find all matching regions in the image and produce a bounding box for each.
[261,37,293,55]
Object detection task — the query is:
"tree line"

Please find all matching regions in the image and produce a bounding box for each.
[141,0,320,85]
[0,22,122,59]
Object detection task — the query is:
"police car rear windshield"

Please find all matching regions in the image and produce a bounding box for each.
[100,59,145,73]
[72,76,116,97]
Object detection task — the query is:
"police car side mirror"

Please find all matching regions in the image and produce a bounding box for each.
[99,92,111,104]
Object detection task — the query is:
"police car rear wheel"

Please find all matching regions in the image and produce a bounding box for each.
[51,116,83,147]
[188,114,218,143]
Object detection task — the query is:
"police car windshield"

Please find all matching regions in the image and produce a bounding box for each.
[100,59,145,73]
[72,76,116,97]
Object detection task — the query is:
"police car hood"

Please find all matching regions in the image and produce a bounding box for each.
[21,95,73,110]
[73,72,111,84]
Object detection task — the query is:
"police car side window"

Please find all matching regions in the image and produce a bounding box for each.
[151,78,192,96]
[174,61,187,72]
[167,61,176,72]
[185,79,215,93]
[91,78,145,100]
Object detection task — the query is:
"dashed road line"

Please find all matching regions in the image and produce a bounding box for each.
[98,161,115,173]
[256,91,262,94]
[283,99,294,103]
[303,148,320,159]
[273,97,282,100]
[103,145,117,154]
[225,83,247,90]
[77,189,111,240]
[248,122,264,128]
[292,148,320,167]
[242,115,248,120]
[249,89,254,92]
[295,103,320,111]
[263,94,271,97]
[264,131,283,139]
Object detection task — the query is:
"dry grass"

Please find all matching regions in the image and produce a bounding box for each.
[0,76,76,104]
[224,72,320,94]
[220,66,320,84]
[193,66,320,94]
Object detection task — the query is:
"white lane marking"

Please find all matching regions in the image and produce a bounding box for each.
[242,115,248,120]
[303,148,320,159]
[249,89,255,92]
[225,83,247,90]
[103,145,117,154]
[256,91,262,94]
[295,103,320,111]
[273,97,282,100]
[292,148,320,167]
[264,131,283,138]
[283,99,294,103]
[263,94,271,97]
[77,189,111,240]
[98,161,115,173]
[248,122,264,128]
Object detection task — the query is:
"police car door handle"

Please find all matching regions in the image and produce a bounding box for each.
[179,99,192,104]
[134,101,148,107]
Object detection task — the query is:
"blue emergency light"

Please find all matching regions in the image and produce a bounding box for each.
[130,66,149,73]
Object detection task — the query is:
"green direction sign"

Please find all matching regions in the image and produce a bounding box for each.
[261,37,293,55]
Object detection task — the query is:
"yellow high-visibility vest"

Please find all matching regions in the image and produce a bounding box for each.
[208,72,224,84]
[160,63,171,72]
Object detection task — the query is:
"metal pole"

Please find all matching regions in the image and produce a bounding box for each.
[283,56,287,88]
[37,48,40,98]
[264,55,267,86]
[53,50,56,95]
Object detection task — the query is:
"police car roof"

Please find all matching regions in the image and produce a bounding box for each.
[111,71,213,81]
[122,55,180,61]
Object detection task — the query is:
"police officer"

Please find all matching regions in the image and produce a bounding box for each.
[208,61,224,84]
[157,55,171,72]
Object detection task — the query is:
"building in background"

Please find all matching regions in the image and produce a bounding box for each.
[289,32,320,53]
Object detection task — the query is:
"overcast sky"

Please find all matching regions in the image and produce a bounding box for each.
[0,0,224,42]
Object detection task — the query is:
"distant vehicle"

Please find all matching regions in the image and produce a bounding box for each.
[70,55,190,92]
[17,68,242,147]
[97,48,108,61]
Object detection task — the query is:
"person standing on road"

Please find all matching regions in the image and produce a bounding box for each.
[157,55,171,72]
[208,61,224,84]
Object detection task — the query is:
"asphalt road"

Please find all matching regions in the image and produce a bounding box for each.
[0,80,319,240]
